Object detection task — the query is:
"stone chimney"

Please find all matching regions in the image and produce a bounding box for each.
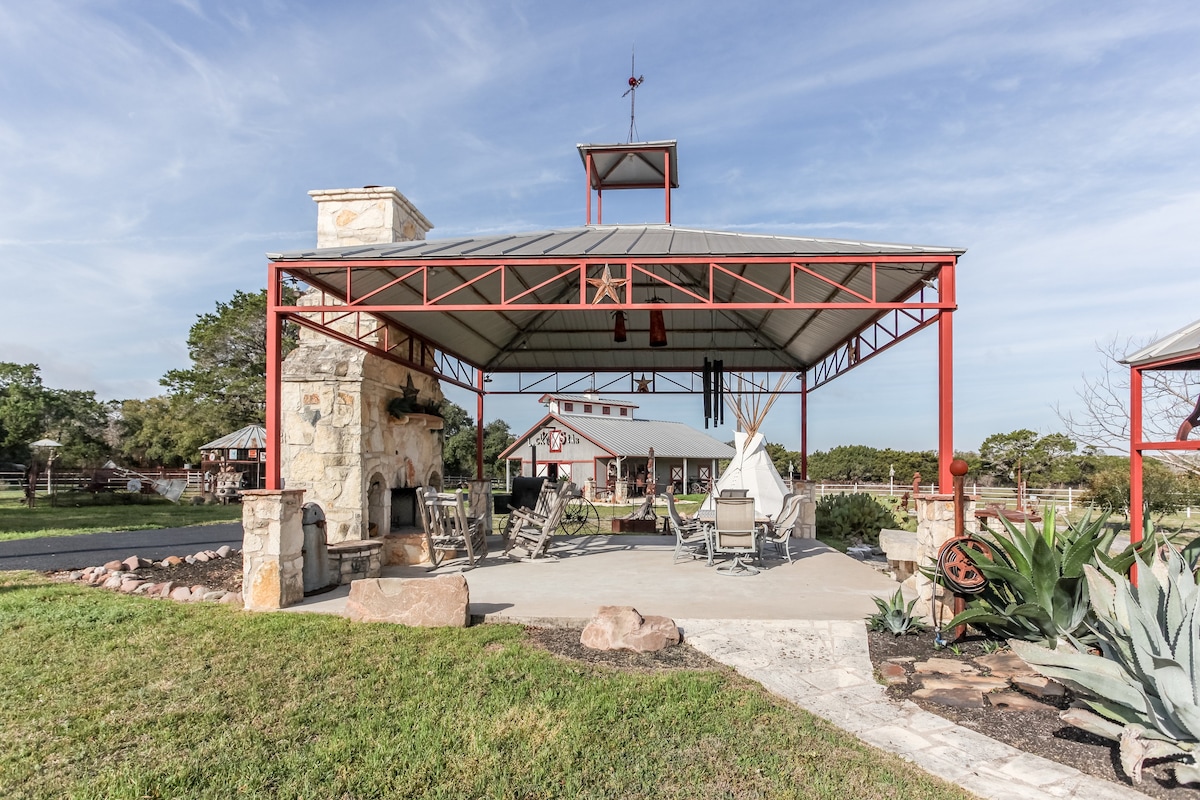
[309,186,433,248]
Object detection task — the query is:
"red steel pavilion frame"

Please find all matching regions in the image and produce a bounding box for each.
[263,253,960,492]
[265,142,961,495]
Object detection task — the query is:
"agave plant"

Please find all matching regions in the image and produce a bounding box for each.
[1010,546,1200,786]
[868,588,927,635]
[931,509,1159,646]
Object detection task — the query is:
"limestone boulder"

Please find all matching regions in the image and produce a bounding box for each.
[345,575,469,627]
[580,606,680,653]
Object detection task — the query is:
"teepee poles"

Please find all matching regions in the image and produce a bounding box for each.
[723,372,790,436]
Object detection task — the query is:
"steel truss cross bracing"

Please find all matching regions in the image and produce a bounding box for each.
[265,253,959,491]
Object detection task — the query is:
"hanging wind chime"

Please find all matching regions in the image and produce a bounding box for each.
[702,356,724,429]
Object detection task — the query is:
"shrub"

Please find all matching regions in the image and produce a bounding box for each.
[815,492,900,545]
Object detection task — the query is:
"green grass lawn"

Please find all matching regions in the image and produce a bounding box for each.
[0,573,972,800]
[0,495,242,541]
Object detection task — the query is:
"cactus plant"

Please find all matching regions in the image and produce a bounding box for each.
[868,588,927,635]
[1010,546,1200,786]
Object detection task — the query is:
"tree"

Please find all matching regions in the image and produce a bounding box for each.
[979,429,1077,486]
[0,363,111,467]
[1085,456,1199,519]
[161,288,297,428]
[0,363,48,463]
[116,395,226,467]
[806,445,939,485]
[439,400,515,478]
[1058,336,1199,476]
[115,287,299,466]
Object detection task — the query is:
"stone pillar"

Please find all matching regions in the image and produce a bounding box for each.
[468,480,493,536]
[792,480,817,539]
[241,489,306,610]
[909,494,979,621]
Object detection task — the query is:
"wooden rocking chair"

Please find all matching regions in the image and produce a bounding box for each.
[419,487,488,570]
[506,481,575,560]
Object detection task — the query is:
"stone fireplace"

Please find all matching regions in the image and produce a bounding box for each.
[279,186,444,558]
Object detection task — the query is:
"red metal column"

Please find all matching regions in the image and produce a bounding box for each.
[937,261,956,494]
[664,150,671,224]
[476,370,485,480]
[1129,366,1144,582]
[800,371,808,480]
[265,264,283,490]
[585,154,593,225]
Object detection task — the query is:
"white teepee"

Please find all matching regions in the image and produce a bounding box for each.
[700,374,790,519]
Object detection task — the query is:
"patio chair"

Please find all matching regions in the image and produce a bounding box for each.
[718,488,749,498]
[710,495,759,576]
[507,481,575,560]
[420,488,488,570]
[665,492,708,564]
[503,479,557,538]
[760,493,802,564]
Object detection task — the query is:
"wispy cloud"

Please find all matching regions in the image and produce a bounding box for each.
[1,0,1197,451]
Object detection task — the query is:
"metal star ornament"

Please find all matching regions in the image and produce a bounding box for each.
[587,264,627,305]
[636,373,652,393]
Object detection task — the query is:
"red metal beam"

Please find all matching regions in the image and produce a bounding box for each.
[937,260,956,494]
[285,313,481,394]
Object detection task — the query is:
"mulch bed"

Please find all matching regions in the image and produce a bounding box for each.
[867,630,1194,799]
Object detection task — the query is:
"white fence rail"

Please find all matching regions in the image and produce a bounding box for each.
[808,482,1059,514]
[808,482,1197,517]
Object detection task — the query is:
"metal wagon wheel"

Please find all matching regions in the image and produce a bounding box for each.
[560,495,601,536]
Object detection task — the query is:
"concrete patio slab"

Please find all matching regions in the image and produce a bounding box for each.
[286,534,900,624]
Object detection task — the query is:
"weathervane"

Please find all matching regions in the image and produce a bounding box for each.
[622,48,644,143]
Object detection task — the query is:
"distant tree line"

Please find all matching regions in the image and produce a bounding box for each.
[2,288,515,479]
[774,428,1199,518]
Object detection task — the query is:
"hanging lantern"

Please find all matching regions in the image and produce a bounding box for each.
[648,300,667,347]
[613,310,627,343]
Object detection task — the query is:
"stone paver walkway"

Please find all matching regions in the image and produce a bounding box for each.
[677,619,1146,800]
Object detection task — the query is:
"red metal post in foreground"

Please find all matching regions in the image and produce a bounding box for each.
[664,150,671,223]
[800,372,808,480]
[937,261,956,494]
[585,153,593,225]
[476,370,485,480]
[1129,366,1144,585]
[950,457,970,640]
[266,266,283,490]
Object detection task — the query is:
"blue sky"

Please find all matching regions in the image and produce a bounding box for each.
[2,0,1198,454]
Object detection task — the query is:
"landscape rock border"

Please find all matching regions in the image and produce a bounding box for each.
[52,544,244,606]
